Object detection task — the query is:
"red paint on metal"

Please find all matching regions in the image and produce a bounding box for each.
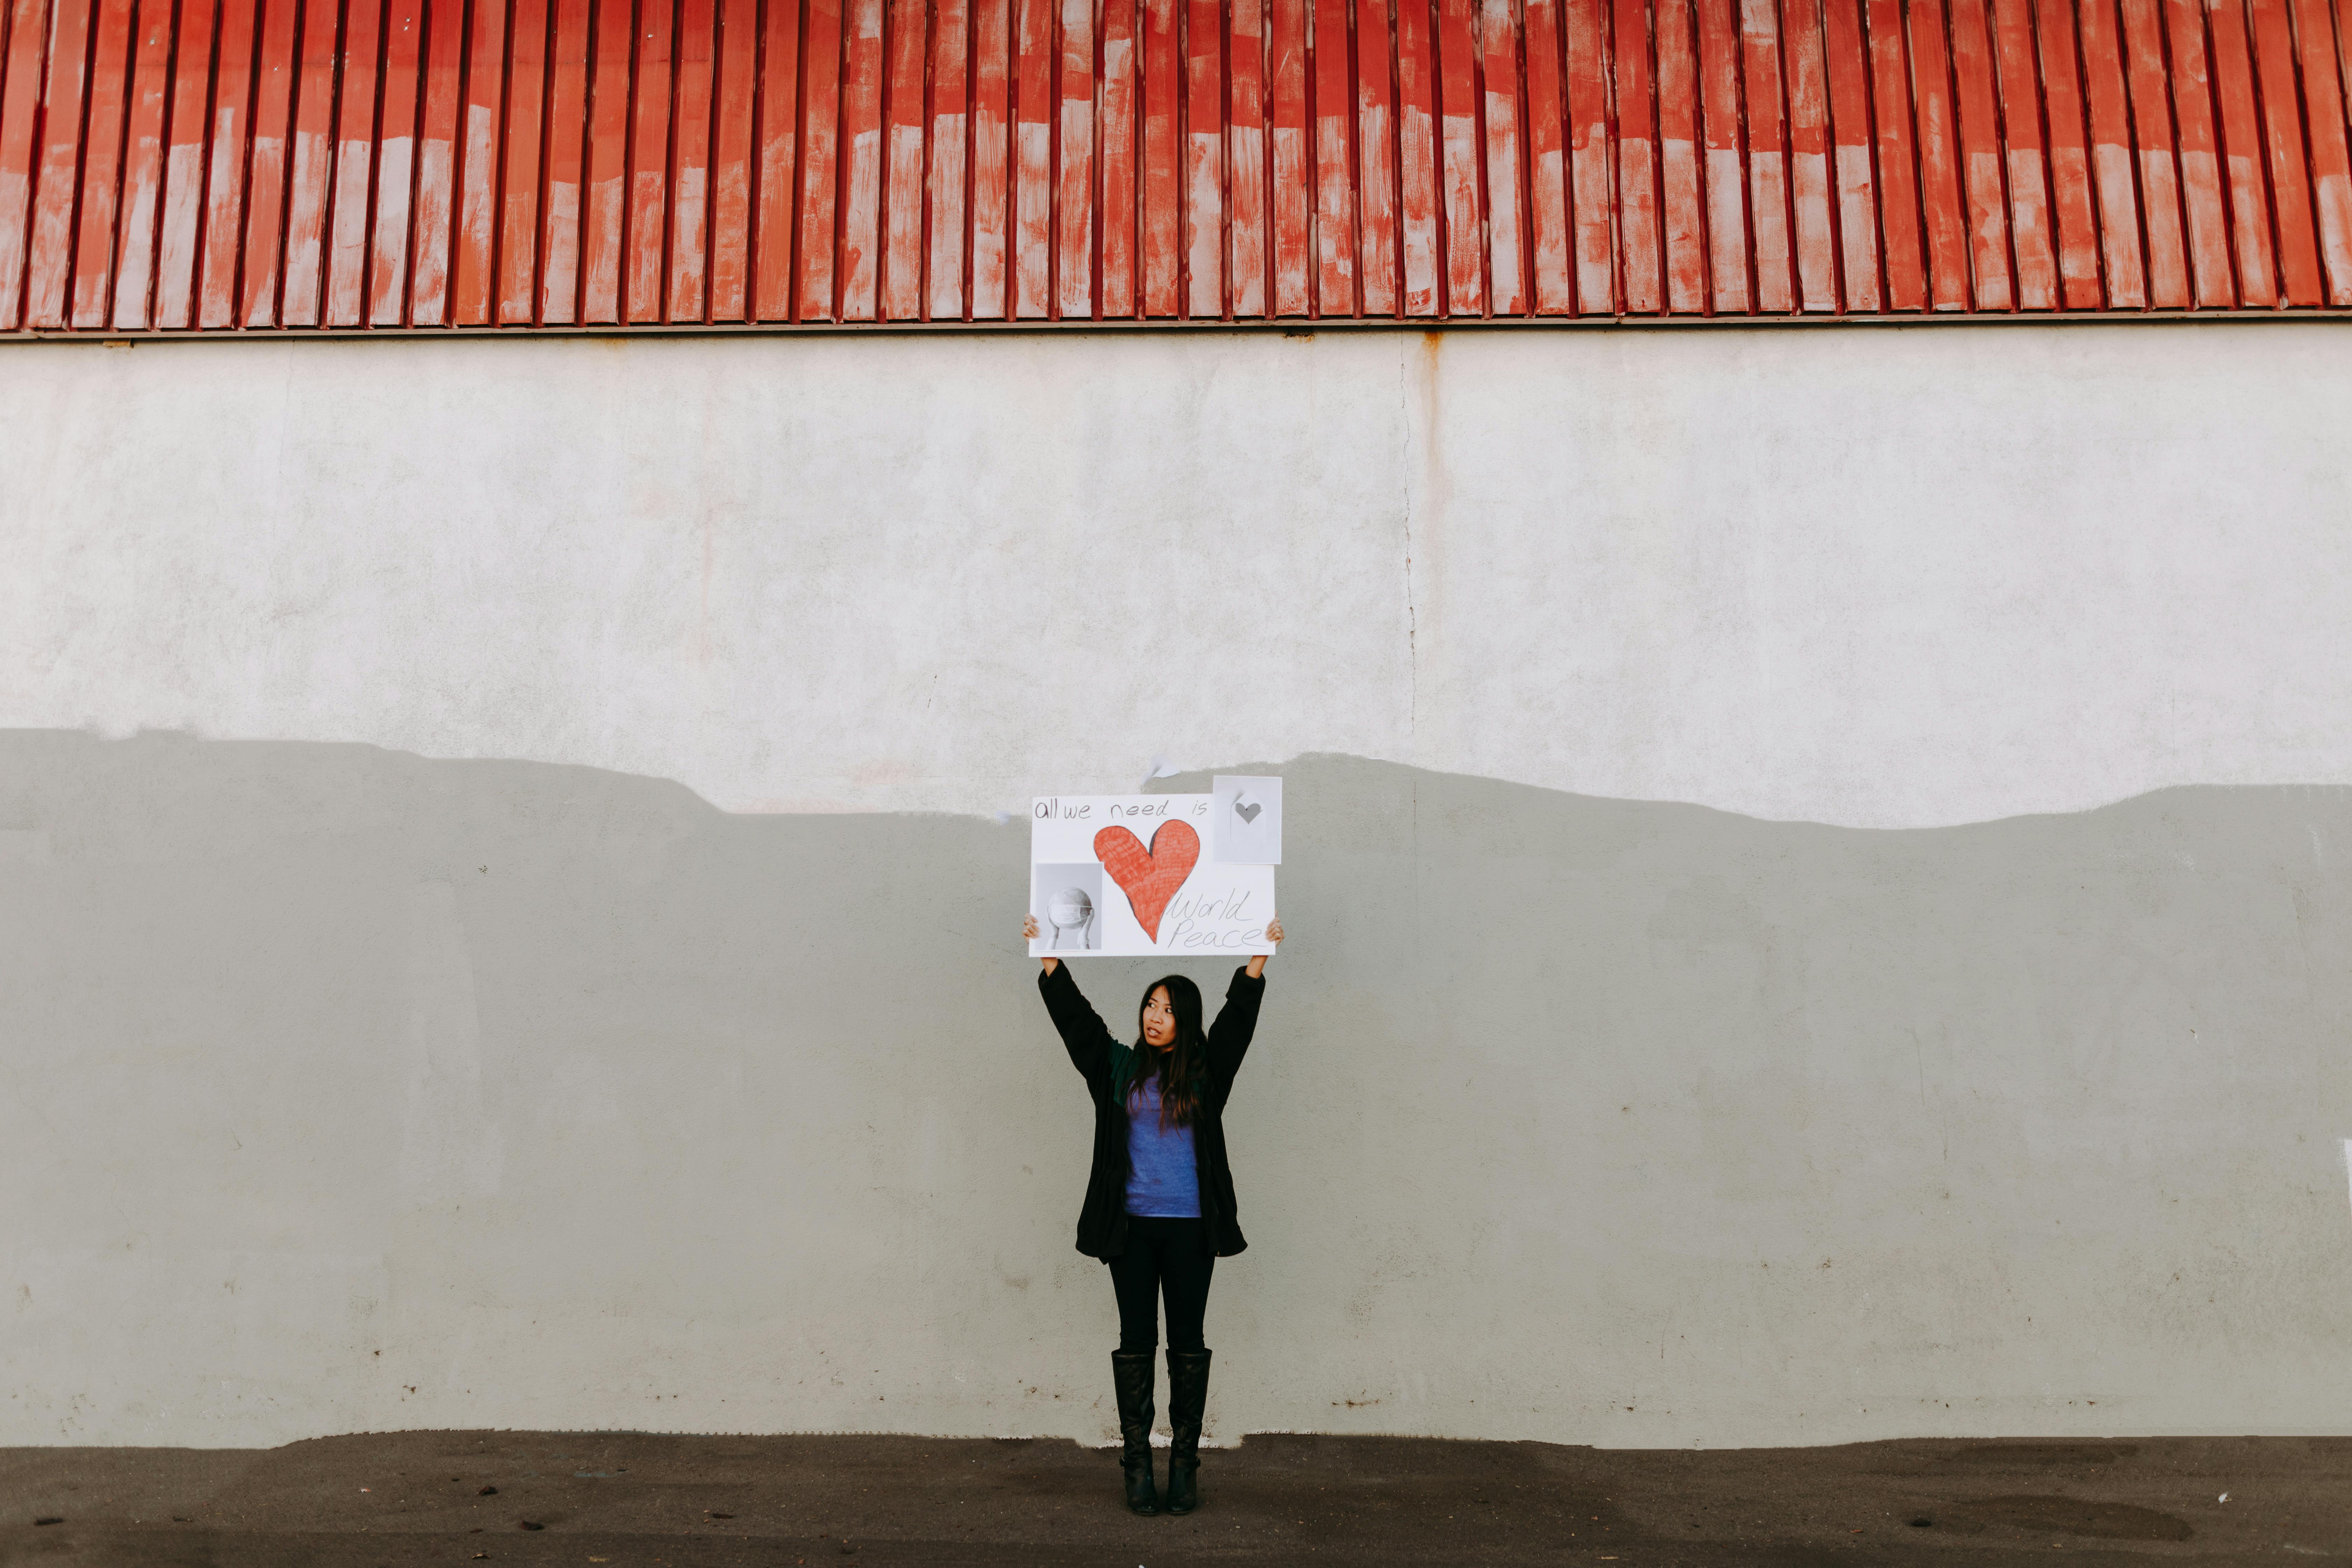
[412,0,467,324]
[1655,0,1707,310]
[1356,0,1399,314]
[107,0,168,325]
[2248,0,2318,305]
[671,0,717,320]
[969,0,1009,315]
[2118,0,2189,304]
[1821,0,1882,312]
[453,0,507,324]
[499,0,552,321]
[156,0,220,328]
[0,0,50,328]
[1782,0,1839,312]
[280,0,338,325]
[1614,0,1663,313]
[883,0,927,320]
[1391,0,1434,311]
[839,0,888,321]
[370,0,426,326]
[1908,0,1971,309]
[71,0,137,328]
[1100,0,1138,313]
[2035,0,2102,308]
[929,0,972,316]
[797,0,844,316]
[13,0,2352,331]
[1437,0,1481,311]
[2077,0,2147,307]
[1864,0,1925,309]
[1228,0,1267,314]
[1987,0,2056,310]
[1479,0,1526,314]
[1185,0,1221,314]
[1008,0,1048,318]
[706,0,751,316]
[1054,0,1092,315]
[1267,0,1307,313]
[1738,0,1792,313]
[1946,0,2012,308]
[1314,0,1354,312]
[1563,0,1613,313]
[2293,0,2352,302]
[627,0,679,322]
[2163,0,2234,304]
[1695,0,1747,310]
[24,0,89,328]
[1139,0,1175,312]
[2203,0,2275,305]
[541,0,592,322]
[581,0,634,322]
[1524,0,1570,314]
[751,0,802,318]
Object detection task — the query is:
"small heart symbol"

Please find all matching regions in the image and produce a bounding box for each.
[1093,820,1200,942]
[1234,800,1262,824]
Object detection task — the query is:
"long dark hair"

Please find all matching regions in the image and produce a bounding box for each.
[1117,974,1206,1129]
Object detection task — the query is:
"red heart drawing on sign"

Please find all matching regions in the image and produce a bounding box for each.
[1093,820,1200,943]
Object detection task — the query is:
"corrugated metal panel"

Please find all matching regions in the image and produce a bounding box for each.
[4,0,2350,331]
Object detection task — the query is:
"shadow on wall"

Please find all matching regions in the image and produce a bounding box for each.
[2,729,2350,1448]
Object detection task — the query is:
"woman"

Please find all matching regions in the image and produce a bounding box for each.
[1020,912,1284,1518]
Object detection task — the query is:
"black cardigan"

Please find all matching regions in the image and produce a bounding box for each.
[1037,962,1266,1260]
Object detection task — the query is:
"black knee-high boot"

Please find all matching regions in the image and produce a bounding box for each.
[1162,1348,1211,1514]
[1111,1350,1160,1516]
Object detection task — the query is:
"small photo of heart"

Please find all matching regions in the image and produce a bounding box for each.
[1093,820,1200,942]
[1234,798,1262,823]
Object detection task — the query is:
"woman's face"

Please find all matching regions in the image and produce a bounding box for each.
[1142,986,1176,1050]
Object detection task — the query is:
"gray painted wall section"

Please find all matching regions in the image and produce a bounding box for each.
[5,736,2347,1447]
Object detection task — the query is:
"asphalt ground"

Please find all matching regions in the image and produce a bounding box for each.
[3,1432,2345,1568]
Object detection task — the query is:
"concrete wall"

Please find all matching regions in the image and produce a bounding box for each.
[11,327,2352,828]
[3,326,2350,1448]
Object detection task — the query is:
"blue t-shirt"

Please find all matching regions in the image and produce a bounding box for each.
[1123,1073,1201,1218]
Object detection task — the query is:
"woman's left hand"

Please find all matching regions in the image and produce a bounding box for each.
[1246,916,1282,978]
[1023,913,1058,974]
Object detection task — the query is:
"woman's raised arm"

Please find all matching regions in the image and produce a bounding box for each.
[1205,924,1280,1100]
[1027,914,1116,1080]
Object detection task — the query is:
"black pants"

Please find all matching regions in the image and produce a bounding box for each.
[1108,1216,1214,1353]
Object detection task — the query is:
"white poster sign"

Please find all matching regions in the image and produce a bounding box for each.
[1030,792,1278,958]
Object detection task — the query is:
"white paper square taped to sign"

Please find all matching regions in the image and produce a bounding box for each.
[1213,776,1282,864]
[1030,793,1277,958]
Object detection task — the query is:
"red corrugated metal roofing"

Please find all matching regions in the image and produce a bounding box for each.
[3,0,2348,331]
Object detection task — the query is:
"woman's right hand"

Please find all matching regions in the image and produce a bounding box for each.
[1024,914,1058,974]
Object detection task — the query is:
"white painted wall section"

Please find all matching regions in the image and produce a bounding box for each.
[4,327,2349,828]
